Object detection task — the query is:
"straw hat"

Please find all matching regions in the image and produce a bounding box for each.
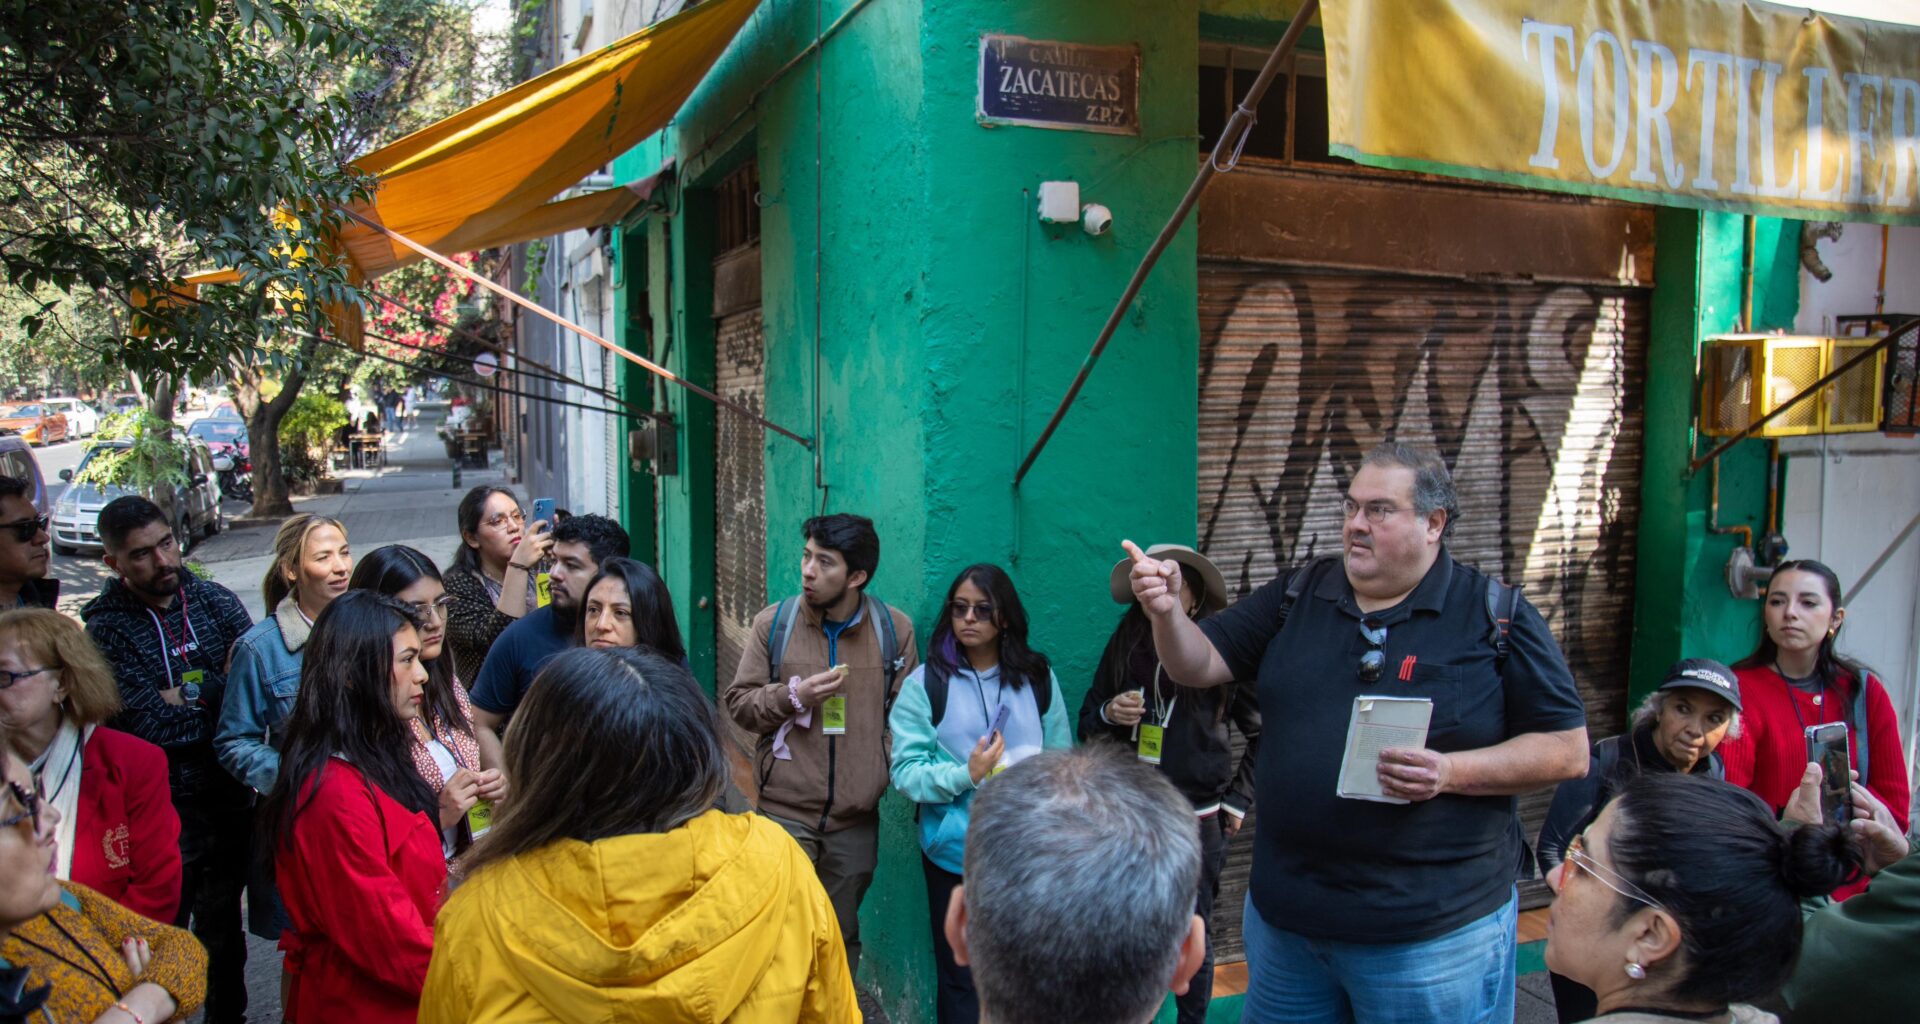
[1108,543,1229,616]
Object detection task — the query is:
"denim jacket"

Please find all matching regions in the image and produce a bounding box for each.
[214,602,310,793]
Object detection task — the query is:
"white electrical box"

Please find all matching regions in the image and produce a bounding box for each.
[1037,181,1081,223]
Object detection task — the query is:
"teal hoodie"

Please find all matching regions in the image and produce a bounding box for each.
[888,662,1072,874]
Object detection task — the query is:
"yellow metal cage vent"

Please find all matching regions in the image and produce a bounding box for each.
[1699,336,1884,438]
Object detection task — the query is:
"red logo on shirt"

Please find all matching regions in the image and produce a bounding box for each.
[103,824,130,869]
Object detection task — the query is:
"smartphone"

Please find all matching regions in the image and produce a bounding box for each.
[986,702,1011,739]
[530,498,556,528]
[1805,722,1853,827]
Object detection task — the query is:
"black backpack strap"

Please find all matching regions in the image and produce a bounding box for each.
[1485,577,1521,668]
[765,597,801,686]
[1277,556,1340,631]
[927,669,949,729]
[1034,671,1052,717]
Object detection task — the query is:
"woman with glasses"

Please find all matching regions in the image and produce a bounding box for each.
[0,743,207,1023]
[422,648,856,1022]
[0,609,181,925]
[1077,544,1255,1024]
[577,557,687,663]
[1718,560,1909,899]
[1542,773,1856,1024]
[351,546,506,858]
[890,563,1070,1024]
[1535,658,1743,1023]
[443,487,554,685]
[260,591,447,1024]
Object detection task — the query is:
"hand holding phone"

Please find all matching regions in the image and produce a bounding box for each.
[1805,723,1853,828]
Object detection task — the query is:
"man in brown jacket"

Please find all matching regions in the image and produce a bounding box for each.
[724,513,917,973]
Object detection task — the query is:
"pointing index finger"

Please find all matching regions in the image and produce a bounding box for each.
[1121,539,1149,564]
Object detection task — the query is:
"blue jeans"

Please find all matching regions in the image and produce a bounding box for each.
[1240,888,1517,1024]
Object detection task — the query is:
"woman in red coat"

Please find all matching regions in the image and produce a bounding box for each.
[0,609,181,922]
[1721,559,1910,899]
[261,591,446,1023]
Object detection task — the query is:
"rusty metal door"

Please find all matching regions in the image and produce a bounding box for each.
[1196,264,1649,960]
[712,243,766,695]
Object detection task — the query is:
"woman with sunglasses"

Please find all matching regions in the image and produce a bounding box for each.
[260,591,447,1024]
[443,487,554,685]
[1542,773,1856,1024]
[1536,658,1743,1023]
[1718,560,1909,900]
[0,609,181,924]
[350,546,506,858]
[1077,544,1256,1024]
[890,563,1070,1024]
[577,557,687,663]
[0,743,207,1023]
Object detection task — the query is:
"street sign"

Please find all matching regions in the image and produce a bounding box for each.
[473,352,498,378]
[977,35,1139,136]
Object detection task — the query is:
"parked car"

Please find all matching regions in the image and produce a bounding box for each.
[111,394,141,413]
[51,438,224,554]
[39,397,101,437]
[0,437,48,515]
[0,404,69,446]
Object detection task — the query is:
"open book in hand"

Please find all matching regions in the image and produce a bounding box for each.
[1336,696,1434,804]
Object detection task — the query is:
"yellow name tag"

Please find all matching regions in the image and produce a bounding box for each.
[1137,724,1165,765]
[467,800,494,839]
[822,695,847,735]
[534,573,552,608]
[182,670,204,686]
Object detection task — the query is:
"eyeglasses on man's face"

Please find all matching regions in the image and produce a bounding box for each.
[0,515,49,544]
[950,600,995,623]
[1341,497,1415,525]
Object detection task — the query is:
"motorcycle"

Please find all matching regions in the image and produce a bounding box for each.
[210,443,253,503]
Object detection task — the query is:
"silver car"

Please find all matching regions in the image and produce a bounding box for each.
[52,438,224,554]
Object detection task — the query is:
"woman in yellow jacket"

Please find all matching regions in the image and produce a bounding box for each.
[421,646,856,1023]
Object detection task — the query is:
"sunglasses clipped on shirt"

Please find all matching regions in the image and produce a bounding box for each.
[0,515,49,544]
[1357,620,1388,683]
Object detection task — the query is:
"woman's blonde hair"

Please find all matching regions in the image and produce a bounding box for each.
[0,608,122,726]
[261,514,348,613]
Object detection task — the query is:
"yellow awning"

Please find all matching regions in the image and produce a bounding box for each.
[337,0,758,278]
[1322,0,1920,224]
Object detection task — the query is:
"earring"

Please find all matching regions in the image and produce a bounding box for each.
[1624,962,1647,981]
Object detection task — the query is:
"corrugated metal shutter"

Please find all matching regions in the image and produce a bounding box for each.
[713,298,767,696]
[1197,264,1647,961]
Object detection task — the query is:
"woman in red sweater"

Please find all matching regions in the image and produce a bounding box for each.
[261,591,446,1024]
[1721,559,1909,898]
[0,609,181,922]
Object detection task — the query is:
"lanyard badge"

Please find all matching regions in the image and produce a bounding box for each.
[822,695,847,735]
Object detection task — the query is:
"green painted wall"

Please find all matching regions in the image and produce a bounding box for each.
[1628,211,1801,703]
[615,0,1202,1018]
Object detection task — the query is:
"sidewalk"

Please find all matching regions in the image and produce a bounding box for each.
[193,406,508,619]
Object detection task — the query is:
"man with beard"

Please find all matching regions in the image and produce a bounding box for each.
[82,495,255,1024]
[471,514,629,764]
[0,475,55,610]
[724,513,917,975]
[1125,442,1589,1024]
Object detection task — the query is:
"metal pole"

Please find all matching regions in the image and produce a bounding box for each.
[1687,317,1915,475]
[1013,0,1320,487]
[338,207,813,448]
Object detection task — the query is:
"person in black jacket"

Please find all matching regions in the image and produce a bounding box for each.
[1534,657,1742,1024]
[81,496,255,1024]
[1078,543,1257,1024]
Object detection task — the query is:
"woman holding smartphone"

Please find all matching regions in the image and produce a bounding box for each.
[443,487,554,685]
[889,563,1070,1024]
[1720,559,1908,899]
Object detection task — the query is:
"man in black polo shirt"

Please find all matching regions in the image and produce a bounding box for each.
[1126,441,1587,1024]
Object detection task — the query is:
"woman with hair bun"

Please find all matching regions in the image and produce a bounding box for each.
[1542,773,1859,1024]
[1719,559,1909,899]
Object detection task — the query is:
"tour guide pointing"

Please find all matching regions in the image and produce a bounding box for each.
[1124,442,1588,1024]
